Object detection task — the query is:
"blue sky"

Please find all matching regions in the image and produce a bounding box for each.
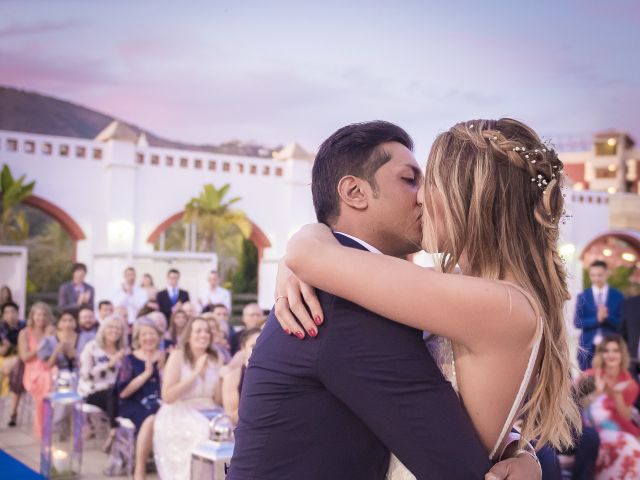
[1,0,638,158]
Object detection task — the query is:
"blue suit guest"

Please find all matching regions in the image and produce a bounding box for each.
[156,268,189,323]
[574,260,624,370]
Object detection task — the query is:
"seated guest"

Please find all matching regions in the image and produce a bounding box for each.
[202,312,231,363]
[222,327,261,424]
[146,311,169,355]
[77,306,98,355]
[210,303,239,355]
[181,300,199,320]
[621,292,640,409]
[165,310,188,349]
[0,301,25,427]
[97,300,114,324]
[40,311,80,373]
[58,262,95,311]
[17,302,54,437]
[115,318,163,480]
[241,302,265,330]
[581,334,640,477]
[78,315,126,452]
[154,317,223,480]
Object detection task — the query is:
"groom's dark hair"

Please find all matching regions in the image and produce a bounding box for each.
[312,121,413,226]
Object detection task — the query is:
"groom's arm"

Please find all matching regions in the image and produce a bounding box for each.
[317,299,491,479]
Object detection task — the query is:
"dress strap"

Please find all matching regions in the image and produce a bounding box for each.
[488,281,544,460]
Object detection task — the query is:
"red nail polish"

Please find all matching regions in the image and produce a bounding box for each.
[295,331,304,340]
[284,328,291,335]
[309,328,317,338]
[314,316,323,326]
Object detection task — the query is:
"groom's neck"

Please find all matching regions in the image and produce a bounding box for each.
[331,218,389,255]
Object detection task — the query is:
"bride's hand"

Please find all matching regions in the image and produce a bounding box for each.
[274,258,324,340]
[284,223,335,272]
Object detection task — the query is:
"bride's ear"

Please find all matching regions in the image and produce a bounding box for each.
[337,175,369,211]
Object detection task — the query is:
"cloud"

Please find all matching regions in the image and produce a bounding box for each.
[0,20,81,39]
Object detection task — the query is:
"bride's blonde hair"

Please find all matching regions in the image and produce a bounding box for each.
[423,118,580,450]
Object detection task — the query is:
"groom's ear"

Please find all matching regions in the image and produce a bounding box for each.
[336,175,370,212]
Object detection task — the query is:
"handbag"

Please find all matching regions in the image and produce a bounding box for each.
[8,358,25,394]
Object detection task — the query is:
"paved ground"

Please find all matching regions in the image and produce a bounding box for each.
[0,397,158,479]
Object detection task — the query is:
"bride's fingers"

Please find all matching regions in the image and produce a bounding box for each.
[274,297,298,337]
[286,280,317,339]
[300,282,323,327]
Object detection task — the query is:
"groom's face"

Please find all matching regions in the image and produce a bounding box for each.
[366,142,423,256]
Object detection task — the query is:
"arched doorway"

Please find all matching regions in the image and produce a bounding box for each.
[11,196,86,302]
[146,212,271,294]
[580,229,640,293]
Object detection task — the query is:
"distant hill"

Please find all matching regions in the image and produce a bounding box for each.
[0,86,278,158]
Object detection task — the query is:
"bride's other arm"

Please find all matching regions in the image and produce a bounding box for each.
[285,224,536,352]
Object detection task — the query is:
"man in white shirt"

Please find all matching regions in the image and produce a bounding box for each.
[112,267,149,325]
[199,270,232,311]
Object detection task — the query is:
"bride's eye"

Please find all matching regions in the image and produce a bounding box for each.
[402,177,417,185]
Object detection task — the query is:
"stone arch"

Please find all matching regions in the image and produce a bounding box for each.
[23,195,86,260]
[146,211,272,260]
[580,229,640,261]
[580,229,640,284]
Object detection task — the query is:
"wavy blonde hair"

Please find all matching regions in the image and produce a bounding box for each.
[423,118,581,450]
[26,301,53,329]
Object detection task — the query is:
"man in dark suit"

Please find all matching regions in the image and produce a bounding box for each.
[574,260,624,370]
[156,268,189,323]
[57,262,95,312]
[621,293,640,408]
[229,122,538,480]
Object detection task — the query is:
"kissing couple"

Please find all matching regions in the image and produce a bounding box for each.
[228,119,581,479]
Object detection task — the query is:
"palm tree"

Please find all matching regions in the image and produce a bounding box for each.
[0,164,35,243]
[183,183,252,273]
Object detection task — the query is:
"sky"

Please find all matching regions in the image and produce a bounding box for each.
[1,0,638,158]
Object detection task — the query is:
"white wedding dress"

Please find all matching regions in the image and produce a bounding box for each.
[154,359,221,480]
[387,284,543,480]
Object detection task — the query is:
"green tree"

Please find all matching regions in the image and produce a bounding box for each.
[230,238,258,293]
[0,164,35,243]
[183,183,252,274]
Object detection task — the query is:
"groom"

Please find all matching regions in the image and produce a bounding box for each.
[228,121,538,479]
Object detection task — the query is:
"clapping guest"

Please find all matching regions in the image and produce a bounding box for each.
[154,318,223,480]
[210,303,239,355]
[621,292,640,408]
[115,318,163,480]
[582,334,640,477]
[222,328,261,424]
[113,267,149,325]
[78,316,126,452]
[0,301,25,427]
[77,306,98,355]
[165,310,189,349]
[58,262,95,311]
[17,302,54,437]
[202,312,231,363]
[40,311,80,373]
[156,269,189,322]
[97,300,114,324]
[574,261,624,370]
[198,271,231,311]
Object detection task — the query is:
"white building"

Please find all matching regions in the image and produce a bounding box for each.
[1,123,638,317]
[0,122,316,308]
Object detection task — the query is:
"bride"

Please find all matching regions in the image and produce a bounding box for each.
[276,118,581,478]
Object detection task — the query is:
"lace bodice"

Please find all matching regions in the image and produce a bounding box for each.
[180,358,219,406]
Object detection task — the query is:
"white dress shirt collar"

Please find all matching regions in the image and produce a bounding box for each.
[334,231,382,255]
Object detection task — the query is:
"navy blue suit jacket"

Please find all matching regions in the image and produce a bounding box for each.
[574,286,624,350]
[228,234,490,480]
